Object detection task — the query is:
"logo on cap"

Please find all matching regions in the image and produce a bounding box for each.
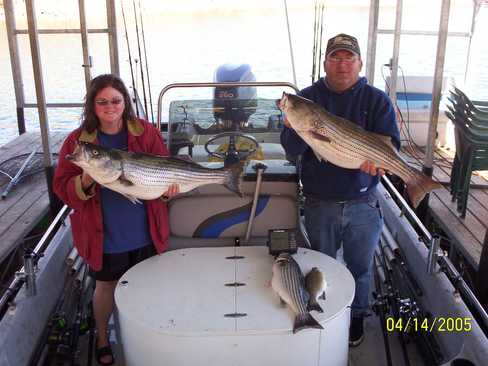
[326,34,361,58]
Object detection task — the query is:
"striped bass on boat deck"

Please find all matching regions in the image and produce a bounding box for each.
[278,92,442,208]
[271,253,323,334]
[66,141,244,203]
[305,267,326,313]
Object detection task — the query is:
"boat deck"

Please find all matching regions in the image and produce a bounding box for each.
[402,144,488,270]
[0,131,67,262]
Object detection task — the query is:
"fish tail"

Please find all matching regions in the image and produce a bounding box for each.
[307,299,323,313]
[406,169,443,208]
[293,313,323,334]
[224,161,245,197]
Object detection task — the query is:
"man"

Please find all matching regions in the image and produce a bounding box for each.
[280,33,400,346]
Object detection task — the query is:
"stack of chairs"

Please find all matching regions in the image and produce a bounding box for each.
[445,87,488,218]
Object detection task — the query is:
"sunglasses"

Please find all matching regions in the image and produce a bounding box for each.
[327,55,358,64]
[95,98,124,106]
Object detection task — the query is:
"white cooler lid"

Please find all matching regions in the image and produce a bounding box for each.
[115,246,355,337]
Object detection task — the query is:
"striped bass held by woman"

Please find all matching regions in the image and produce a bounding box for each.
[277,92,442,208]
[66,141,244,203]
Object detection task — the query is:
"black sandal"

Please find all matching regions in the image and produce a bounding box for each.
[95,344,115,365]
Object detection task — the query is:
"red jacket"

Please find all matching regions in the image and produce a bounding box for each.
[53,119,169,271]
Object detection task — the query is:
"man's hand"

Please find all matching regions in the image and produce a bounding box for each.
[163,183,180,198]
[359,160,385,176]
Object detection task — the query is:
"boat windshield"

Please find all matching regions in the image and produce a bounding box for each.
[159,83,298,162]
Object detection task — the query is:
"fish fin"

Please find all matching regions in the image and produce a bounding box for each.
[224,161,245,197]
[293,313,323,334]
[307,299,324,313]
[120,193,142,204]
[118,176,134,186]
[319,291,326,300]
[310,131,331,143]
[173,154,195,163]
[103,182,142,204]
[406,168,443,208]
[312,149,324,163]
[279,297,287,308]
[372,132,397,153]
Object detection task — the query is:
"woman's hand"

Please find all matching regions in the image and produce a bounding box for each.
[164,183,180,198]
[81,172,95,191]
[359,160,385,176]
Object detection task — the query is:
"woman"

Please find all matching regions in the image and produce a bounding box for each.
[54,74,178,365]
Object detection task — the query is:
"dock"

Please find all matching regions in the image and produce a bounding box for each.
[403,145,488,270]
[0,131,67,262]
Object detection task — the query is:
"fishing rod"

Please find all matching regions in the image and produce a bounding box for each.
[132,0,149,120]
[317,3,325,80]
[30,266,76,365]
[372,253,393,366]
[69,265,89,366]
[139,0,155,123]
[121,0,139,117]
[379,241,412,366]
[311,0,319,83]
[379,234,444,365]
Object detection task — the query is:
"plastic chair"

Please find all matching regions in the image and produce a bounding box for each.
[445,108,488,218]
[446,103,488,131]
[452,87,488,115]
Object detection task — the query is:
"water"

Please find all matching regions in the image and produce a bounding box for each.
[1,0,488,147]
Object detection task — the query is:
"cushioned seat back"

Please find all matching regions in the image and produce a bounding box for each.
[170,194,296,238]
[168,179,297,245]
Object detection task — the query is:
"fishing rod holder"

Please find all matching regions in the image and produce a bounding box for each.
[371,291,390,316]
[15,251,42,297]
[427,235,443,274]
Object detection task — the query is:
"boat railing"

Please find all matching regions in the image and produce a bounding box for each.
[381,175,488,329]
[0,204,71,314]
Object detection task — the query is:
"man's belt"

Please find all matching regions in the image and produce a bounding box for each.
[305,192,375,205]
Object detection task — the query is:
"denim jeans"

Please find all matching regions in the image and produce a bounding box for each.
[304,193,383,318]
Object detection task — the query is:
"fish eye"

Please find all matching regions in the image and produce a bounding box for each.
[92,150,99,156]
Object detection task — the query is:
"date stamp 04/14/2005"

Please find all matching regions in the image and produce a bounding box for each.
[385,317,473,333]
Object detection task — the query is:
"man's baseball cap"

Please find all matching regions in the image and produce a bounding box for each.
[325,33,361,58]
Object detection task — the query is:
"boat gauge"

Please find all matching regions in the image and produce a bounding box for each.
[267,229,297,256]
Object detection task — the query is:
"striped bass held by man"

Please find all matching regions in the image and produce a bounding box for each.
[66,141,244,203]
[271,253,323,334]
[277,92,442,208]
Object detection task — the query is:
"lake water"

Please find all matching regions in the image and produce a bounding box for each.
[1,1,487,146]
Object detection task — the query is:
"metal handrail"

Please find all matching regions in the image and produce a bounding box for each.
[381,175,433,242]
[156,81,299,145]
[381,176,488,328]
[0,205,71,312]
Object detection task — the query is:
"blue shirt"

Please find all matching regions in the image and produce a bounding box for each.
[280,77,400,201]
[98,128,152,253]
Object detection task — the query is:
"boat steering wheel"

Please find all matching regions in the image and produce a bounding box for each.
[204,131,259,164]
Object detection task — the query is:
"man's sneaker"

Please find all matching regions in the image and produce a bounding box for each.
[349,316,364,347]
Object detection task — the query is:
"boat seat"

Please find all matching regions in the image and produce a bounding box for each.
[167,170,299,251]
